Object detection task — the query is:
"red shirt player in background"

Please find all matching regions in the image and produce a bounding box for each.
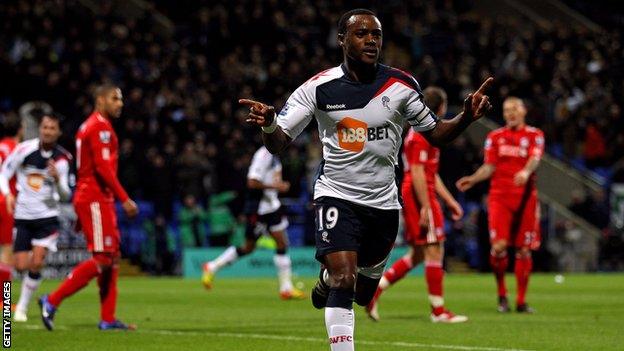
[366,87,467,323]
[0,116,23,284]
[40,84,139,330]
[456,97,544,313]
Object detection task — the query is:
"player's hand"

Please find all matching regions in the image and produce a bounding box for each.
[47,159,59,182]
[463,77,494,121]
[448,201,464,221]
[122,199,139,218]
[419,205,431,231]
[275,181,290,193]
[5,194,15,215]
[456,176,474,192]
[239,99,276,127]
[513,169,530,186]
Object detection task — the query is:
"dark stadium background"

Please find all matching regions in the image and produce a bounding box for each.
[1,0,622,276]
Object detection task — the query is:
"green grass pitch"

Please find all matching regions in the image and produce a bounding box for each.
[10,273,624,350]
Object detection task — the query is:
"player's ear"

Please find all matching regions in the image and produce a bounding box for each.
[337,33,345,47]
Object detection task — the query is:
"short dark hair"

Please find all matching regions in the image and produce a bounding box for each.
[338,9,377,35]
[423,87,447,114]
[93,83,120,102]
[2,116,21,137]
[40,113,62,126]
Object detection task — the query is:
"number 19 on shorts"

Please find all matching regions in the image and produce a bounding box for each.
[317,206,339,231]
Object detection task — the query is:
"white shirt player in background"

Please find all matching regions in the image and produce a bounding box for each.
[201,146,305,300]
[240,9,493,351]
[0,115,72,322]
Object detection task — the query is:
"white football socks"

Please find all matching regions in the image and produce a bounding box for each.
[208,246,238,272]
[16,273,42,312]
[325,307,355,351]
[273,254,294,292]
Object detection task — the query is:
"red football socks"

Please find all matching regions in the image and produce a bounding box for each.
[98,264,118,322]
[425,261,444,315]
[515,255,533,305]
[489,250,508,298]
[0,263,11,284]
[48,258,100,307]
[384,256,413,285]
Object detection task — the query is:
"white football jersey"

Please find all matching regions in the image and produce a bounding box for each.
[277,64,437,209]
[247,146,282,215]
[0,138,73,220]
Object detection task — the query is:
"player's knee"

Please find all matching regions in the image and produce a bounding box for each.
[328,271,356,290]
[236,246,253,257]
[93,253,115,268]
[491,241,507,254]
[424,244,443,262]
[517,247,531,258]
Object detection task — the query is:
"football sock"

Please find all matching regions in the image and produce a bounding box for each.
[489,250,508,298]
[273,254,294,292]
[16,271,42,312]
[425,261,445,315]
[383,256,413,286]
[49,258,100,307]
[208,246,238,273]
[326,288,355,351]
[98,263,118,322]
[515,254,532,306]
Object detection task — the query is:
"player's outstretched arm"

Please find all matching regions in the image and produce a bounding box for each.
[456,164,495,192]
[239,99,292,154]
[423,77,494,146]
[434,175,463,220]
[411,164,432,229]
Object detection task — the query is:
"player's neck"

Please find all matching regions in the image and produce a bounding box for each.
[509,123,525,131]
[94,109,111,120]
[343,58,377,83]
[40,141,55,151]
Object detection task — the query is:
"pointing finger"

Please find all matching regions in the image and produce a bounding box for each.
[475,77,494,96]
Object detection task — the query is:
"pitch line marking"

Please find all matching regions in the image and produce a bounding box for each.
[20,325,534,351]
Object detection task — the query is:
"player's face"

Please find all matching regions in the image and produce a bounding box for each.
[104,88,124,118]
[341,15,382,65]
[503,99,526,128]
[39,116,61,145]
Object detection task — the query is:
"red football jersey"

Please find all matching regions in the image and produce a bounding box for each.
[484,125,544,197]
[74,112,129,203]
[0,137,18,195]
[402,129,439,196]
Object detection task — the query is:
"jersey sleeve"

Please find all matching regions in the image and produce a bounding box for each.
[247,149,271,182]
[88,124,129,202]
[403,78,437,132]
[0,143,25,196]
[54,157,72,201]
[484,133,498,165]
[530,130,545,160]
[276,83,316,139]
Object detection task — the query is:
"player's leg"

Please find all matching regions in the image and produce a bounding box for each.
[423,242,467,323]
[324,250,357,351]
[202,215,259,289]
[514,196,539,313]
[12,220,34,321]
[0,198,14,285]
[488,196,512,312]
[269,215,304,299]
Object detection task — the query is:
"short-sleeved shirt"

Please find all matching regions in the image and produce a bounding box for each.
[74,112,128,203]
[0,138,72,220]
[247,146,282,215]
[402,129,439,197]
[484,126,544,197]
[277,64,437,210]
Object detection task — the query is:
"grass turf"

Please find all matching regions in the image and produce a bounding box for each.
[10,273,624,350]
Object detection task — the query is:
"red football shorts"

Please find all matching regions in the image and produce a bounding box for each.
[401,182,445,245]
[74,201,120,253]
[0,196,13,245]
[488,193,540,249]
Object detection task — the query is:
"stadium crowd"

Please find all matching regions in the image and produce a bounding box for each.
[0,0,622,270]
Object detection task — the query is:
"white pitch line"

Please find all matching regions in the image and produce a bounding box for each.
[19,325,533,351]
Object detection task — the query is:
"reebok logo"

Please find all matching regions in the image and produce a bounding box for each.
[326,104,346,110]
[329,335,353,344]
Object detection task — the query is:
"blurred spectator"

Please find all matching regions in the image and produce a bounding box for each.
[178,194,209,248]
